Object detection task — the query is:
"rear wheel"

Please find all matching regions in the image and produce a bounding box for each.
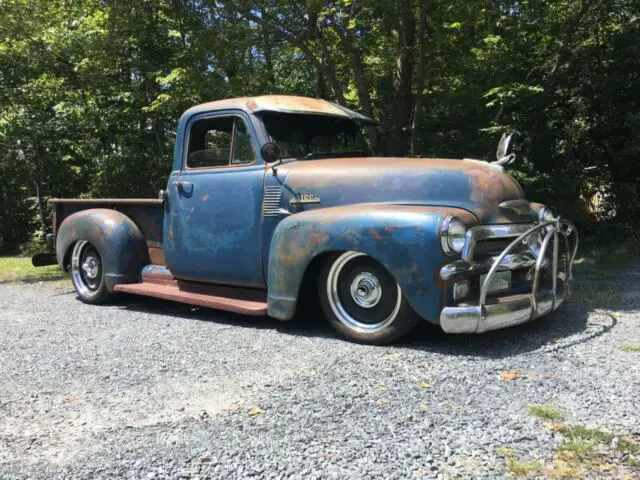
[318,251,421,344]
[70,240,112,304]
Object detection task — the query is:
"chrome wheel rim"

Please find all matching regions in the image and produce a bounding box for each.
[327,251,402,334]
[71,241,102,298]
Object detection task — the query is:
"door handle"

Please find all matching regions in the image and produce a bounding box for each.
[174,180,193,190]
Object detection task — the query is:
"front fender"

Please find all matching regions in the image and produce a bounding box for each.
[56,209,148,291]
[267,204,477,322]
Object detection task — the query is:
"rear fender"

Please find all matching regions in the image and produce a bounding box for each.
[56,209,148,291]
[267,204,477,321]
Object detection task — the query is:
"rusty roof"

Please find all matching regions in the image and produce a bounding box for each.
[186,95,376,124]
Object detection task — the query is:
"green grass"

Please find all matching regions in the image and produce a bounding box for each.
[496,447,517,458]
[528,403,564,421]
[546,459,580,478]
[622,345,640,353]
[0,256,67,284]
[549,424,640,475]
[557,438,594,460]
[508,459,540,477]
[561,425,615,443]
[496,424,640,477]
[495,447,541,477]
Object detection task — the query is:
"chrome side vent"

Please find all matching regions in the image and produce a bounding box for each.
[263,186,283,217]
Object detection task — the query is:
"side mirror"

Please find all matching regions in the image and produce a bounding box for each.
[261,142,281,165]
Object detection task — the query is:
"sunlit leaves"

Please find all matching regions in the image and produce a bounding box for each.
[0,0,638,251]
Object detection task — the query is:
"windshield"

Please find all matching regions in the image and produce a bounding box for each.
[259,112,372,160]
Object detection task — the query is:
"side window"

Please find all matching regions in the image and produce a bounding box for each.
[232,119,254,164]
[187,116,255,169]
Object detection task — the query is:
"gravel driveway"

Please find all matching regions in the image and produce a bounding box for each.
[1,263,639,479]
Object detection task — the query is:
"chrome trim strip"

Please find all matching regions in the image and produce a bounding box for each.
[440,215,463,256]
[531,228,554,317]
[440,251,539,281]
[552,229,559,309]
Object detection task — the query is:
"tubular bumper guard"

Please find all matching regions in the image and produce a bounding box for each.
[440,219,579,334]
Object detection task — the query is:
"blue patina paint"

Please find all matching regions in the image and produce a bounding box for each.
[52,97,540,329]
[266,204,477,323]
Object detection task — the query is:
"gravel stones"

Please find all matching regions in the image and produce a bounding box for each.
[1,266,639,478]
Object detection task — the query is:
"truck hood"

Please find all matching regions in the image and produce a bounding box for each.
[275,157,530,224]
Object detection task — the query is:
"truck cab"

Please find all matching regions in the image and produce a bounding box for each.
[34,95,578,344]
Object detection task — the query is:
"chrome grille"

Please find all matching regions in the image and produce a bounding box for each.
[462,223,536,263]
[263,186,282,217]
[474,238,528,258]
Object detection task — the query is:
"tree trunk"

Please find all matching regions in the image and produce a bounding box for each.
[32,145,47,237]
[410,0,427,156]
[316,70,328,99]
[390,1,416,157]
[34,181,47,236]
[153,118,165,157]
[328,0,379,150]
[262,30,276,88]
[344,28,379,150]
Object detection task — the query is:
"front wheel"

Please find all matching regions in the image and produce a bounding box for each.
[318,251,421,344]
[70,240,112,304]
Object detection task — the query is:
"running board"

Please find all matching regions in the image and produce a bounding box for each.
[113,279,267,316]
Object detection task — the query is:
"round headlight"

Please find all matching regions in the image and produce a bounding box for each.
[448,220,467,252]
[441,217,468,255]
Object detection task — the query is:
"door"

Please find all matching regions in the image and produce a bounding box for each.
[164,112,266,288]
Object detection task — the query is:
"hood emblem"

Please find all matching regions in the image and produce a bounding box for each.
[492,133,516,167]
[291,193,321,205]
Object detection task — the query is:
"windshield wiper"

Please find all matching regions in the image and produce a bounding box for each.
[302,150,369,160]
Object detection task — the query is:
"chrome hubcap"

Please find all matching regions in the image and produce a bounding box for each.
[326,251,402,334]
[71,240,102,297]
[350,272,382,308]
[82,256,99,279]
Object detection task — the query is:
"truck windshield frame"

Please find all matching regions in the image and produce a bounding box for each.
[257,112,373,161]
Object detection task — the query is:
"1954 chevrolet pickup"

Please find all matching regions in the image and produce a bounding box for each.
[33,95,579,344]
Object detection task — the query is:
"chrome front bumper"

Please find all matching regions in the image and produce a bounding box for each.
[440,219,578,334]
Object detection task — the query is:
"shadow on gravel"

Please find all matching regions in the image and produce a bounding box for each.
[65,261,636,358]
[114,290,618,359]
[397,305,618,358]
[28,257,632,362]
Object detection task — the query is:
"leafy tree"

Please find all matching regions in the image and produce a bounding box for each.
[0,0,638,252]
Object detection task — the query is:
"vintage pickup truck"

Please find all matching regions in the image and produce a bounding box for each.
[33,95,578,344]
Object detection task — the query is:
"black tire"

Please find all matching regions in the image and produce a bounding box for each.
[70,240,113,304]
[318,251,421,344]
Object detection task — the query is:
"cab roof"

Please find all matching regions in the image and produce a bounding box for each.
[184,95,376,125]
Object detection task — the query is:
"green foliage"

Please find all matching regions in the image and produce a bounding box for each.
[1,0,639,252]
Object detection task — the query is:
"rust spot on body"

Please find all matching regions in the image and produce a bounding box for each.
[368,228,384,240]
[147,246,165,265]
